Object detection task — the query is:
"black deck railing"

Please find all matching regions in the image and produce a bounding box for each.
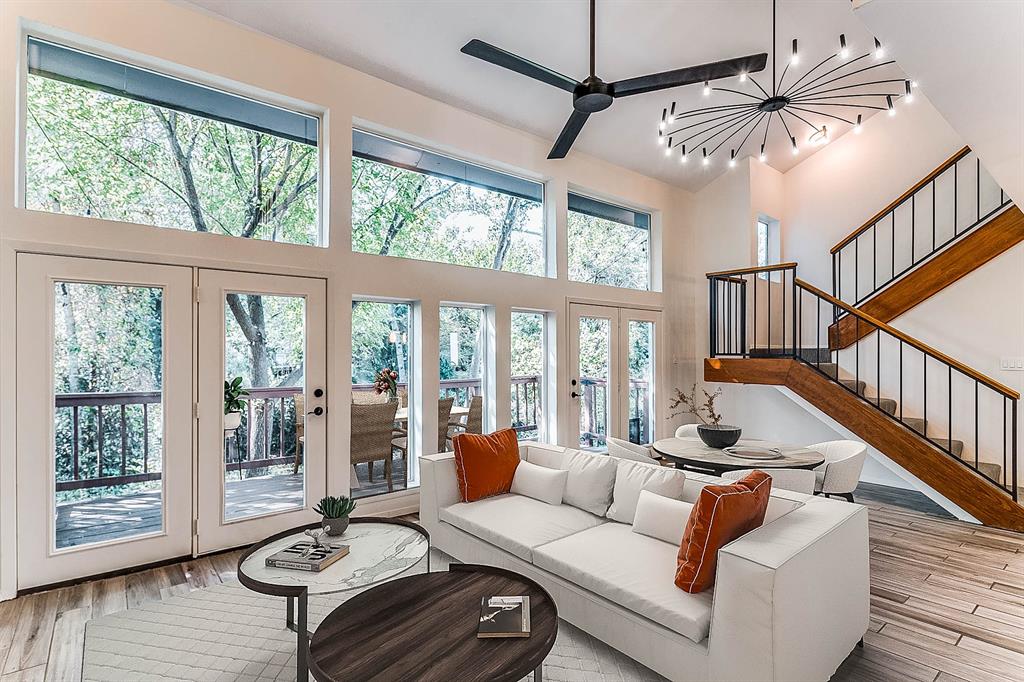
[831,146,1013,308]
[708,263,1019,502]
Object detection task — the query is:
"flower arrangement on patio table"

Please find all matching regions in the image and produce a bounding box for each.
[373,367,399,400]
[668,384,724,425]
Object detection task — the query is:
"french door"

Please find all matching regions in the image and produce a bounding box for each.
[196,270,326,553]
[568,304,659,451]
[16,255,194,588]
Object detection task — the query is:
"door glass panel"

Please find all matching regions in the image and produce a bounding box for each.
[578,316,611,451]
[628,320,655,444]
[350,300,413,499]
[223,293,305,521]
[511,312,544,441]
[439,306,484,410]
[53,282,164,549]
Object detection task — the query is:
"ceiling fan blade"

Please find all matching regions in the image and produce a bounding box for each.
[548,110,591,159]
[611,52,769,98]
[462,39,579,93]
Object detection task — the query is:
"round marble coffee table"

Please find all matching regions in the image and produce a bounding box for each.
[237,517,429,682]
[652,437,825,474]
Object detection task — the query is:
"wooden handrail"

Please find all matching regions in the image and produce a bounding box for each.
[706,262,798,278]
[831,146,972,254]
[796,277,1020,399]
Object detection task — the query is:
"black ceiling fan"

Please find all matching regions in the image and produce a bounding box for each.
[461,0,769,159]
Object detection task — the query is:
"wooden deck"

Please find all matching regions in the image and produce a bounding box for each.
[10,484,1022,681]
[56,474,306,548]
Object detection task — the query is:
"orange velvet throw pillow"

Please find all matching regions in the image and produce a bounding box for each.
[674,470,772,593]
[452,428,521,502]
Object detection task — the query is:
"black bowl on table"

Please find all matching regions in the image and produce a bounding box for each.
[697,424,742,449]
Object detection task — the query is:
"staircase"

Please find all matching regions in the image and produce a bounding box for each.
[704,254,1022,531]
[828,147,1021,348]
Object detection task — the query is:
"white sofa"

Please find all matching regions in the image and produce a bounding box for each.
[420,442,869,682]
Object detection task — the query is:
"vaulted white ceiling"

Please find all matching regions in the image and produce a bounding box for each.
[187,0,905,191]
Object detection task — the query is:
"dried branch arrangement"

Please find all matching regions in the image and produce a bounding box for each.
[668,384,723,426]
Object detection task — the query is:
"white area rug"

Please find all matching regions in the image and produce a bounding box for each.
[83,557,666,681]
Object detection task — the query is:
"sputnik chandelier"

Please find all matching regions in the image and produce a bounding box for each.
[657,0,912,169]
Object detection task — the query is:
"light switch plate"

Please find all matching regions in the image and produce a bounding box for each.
[999,357,1024,371]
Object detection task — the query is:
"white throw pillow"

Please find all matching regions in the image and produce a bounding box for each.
[607,437,659,464]
[632,490,695,546]
[525,444,568,470]
[606,459,687,524]
[510,460,568,505]
[559,449,618,516]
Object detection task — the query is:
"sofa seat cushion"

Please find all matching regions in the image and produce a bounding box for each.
[439,494,606,562]
[533,523,714,643]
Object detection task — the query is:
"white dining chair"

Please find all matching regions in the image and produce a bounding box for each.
[722,468,816,495]
[807,440,867,502]
[674,424,700,438]
[607,437,660,465]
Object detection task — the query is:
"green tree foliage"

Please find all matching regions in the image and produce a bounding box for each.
[568,211,649,290]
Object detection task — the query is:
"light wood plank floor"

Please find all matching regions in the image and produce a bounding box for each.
[2,496,1023,681]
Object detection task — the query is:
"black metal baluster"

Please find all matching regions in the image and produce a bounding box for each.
[891,213,896,282]
[953,159,958,235]
[976,157,981,223]
[767,271,772,351]
[872,223,877,298]
[855,317,860,391]
[876,330,881,407]
[855,238,859,304]
[782,269,787,355]
[899,341,904,422]
[740,279,747,357]
[837,250,842,318]
[948,365,953,455]
[1012,400,1018,501]
[923,354,928,440]
[709,278,717,357]
[975,380,979,473]
[752,273,757,352]
[97,405,104,479]
[816,296,821,369]
[932,181,936,251]
[911,194,916,265]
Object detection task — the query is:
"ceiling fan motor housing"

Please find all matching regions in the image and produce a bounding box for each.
[574,77,614,113]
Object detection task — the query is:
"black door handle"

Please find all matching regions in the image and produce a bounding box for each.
[307,406,324,417]
[570,392,580,399]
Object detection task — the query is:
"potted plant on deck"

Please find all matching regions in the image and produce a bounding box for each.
[224,376,249,433]
[314,495,357,536]
[668,384,742,448]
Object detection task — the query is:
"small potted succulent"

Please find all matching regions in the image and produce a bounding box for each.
[314,495,357,536]
[373,367,400,402]
[224,376,249,433]
[668,384,742,448]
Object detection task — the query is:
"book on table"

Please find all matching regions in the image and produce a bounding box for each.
[265,541,350,572]
[478,596,531,638]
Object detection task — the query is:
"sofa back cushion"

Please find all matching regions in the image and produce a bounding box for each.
[511,460,568,505]
[674,470,773,594]
[607,459,687,524]
[525,445,617,516]
[632,490,694,545]
[452,428,521,502]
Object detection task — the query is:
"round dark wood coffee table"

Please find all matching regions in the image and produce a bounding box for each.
[309,563,558,682]
[652,437,825,475]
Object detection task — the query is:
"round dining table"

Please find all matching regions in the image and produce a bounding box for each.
[651,437,825,475]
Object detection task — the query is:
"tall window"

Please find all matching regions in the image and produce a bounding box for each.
[757,215,780,280]
[511,311,546,441]
[351,300,413,499]
[568,193,651,290]
[351,131,545,276]
[439,306,485,411]
[25,37,320,245]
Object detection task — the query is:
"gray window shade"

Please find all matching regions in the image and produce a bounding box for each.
[27,37,318,146]
[568,192,650,230]
[353,130,542,203]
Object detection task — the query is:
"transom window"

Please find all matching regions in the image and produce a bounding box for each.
[25,37,320,245]
[351,130,545,276]
[568,193,651,290]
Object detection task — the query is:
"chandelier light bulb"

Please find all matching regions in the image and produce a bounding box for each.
[759,144,766,163]
[887,95,896,116]
[703,80,711,97]
[874,38,884,60]
[702,147,709,166]
[729,149,737,168]
[904,80,914,103]
[839,34,848,60]
[664,136,673,156]
[791,39,799,65]
[854,114,863,134]
[791,136,799,155]
[739,72,747,83]
[680,145,688,163]
[659,107,667,130]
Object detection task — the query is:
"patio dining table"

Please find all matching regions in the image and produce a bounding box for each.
[394,405,468,423]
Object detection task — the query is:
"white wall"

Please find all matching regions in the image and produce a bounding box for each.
[689,92,1023,504]
[0,0,697,597]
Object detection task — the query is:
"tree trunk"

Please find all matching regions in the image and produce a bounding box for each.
[492,196,521,271]
[57,282,84,392]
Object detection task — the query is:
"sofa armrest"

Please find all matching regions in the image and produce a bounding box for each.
[419,452,460,534]
[707,498,869,681]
